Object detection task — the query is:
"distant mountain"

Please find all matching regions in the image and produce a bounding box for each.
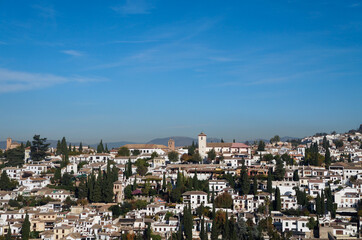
[0,140,136,150]
[89,141,137,150]
[147,136,222,147]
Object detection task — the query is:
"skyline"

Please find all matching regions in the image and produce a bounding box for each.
[1,0,362,142]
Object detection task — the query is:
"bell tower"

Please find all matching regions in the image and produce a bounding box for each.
[198,132,207,159]
[168,138,175,151]
[6,138,12,150]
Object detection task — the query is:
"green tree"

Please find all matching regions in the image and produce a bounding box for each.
[79,142,83,153]
[151,152,159,159]
[274,157,285,181]
[267,170,273,193]
[211,218,218,240]
[214,192,233,208]
[30,135,50,161]
[5,222,11,240]
[168,151,179,162]
[240,162,250,195]
[0,171,16,191]
[257,141,265,151]
[183,204,193,240]
[274,187,281,211]
[325,148,331,169]
[200,217,207,240]
[4,147,24,167]
[293,170,299,181]
[270,135,280,144]
[208,149,216,161]
[253,176,258,195]
[97,140,105,153]
[316,193,321,215]
[191,152,202,163]
[21,213,31,240]
[124,185,133,199]
[118,147,130,156]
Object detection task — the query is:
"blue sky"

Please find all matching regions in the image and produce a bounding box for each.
[0,0,361,143]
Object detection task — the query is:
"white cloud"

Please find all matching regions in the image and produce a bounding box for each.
[0,68,103,93]
[61,50,84,57]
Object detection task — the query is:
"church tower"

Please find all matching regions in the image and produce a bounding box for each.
[6,138,12,150]
[168,138,175,151]
[198,132,207,159]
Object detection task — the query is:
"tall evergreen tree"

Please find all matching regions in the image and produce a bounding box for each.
[79,142,83,153]
[267,170,273,193]
[30,135,50,161]
[193,170,199,190]
[293,170,300,181]
[224,211,230,240]
[183,205,193,240]
[325,148,331,169]
[240,162,250,195]
[21,213,30,240]
[5,222,11,240]
[105,144,109,153]
[93,171,102,202]
[211,218,218,240]
[25,140,31,148]
[316,193,322,215]
[274,187,281,211]
[200,218,206,240]
[97,140,105,153]
[253,176,258,195]
[162,172,166,191]
[68,143,72,152]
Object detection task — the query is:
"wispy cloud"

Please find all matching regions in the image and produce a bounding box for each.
[32,5,56,19]
[348,3,360,8]
[0,68,103,93]
[61,50,84,57]
[112,0,152,15]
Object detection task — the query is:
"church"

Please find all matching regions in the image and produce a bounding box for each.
[198,132,251,159]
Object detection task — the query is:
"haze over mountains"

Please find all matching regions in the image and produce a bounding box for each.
[0,136,299,150]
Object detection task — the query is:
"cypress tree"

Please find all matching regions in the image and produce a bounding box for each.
[183,205,192,240]
[56,140,61,155]
[69,143,72,152]
[162,172,166,191]
[97,140,104,153]
[240,162,250,195]
[224,211,229,240]
[316,193,321,215]
[193,170,199,190]
[21,213,30,240]
[105,144,109,153]
[6,223,11,240]
[267,170,273,193]
[177,220,183,240]
[79,142,83,153]
[253,176,258,195]
[200,218,206,240]
[25,140,31,148]
[274,187,281,211]
[144,223,151,240]
[211,218,218,240]
[73,145,76,152]
[293,170,299,181]
[133,175,137,191]
[93,171,102,202]
[325,148,331,169]
[211,186,215,203]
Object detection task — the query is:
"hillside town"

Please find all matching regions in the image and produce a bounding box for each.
[0,126,362,240]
